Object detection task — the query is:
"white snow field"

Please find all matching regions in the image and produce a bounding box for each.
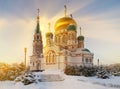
[78,76,120,88]
[33,69,65,82]
[0,70,120,89]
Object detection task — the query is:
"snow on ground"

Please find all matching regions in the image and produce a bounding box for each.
[78,76,120,88]
[0,75,119,89]
[33,69,65,81]
[0,70,119,89]
[33,69,64,75]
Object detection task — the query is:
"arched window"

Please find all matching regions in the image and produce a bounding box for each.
[49,53,51,63]
[90,59,92,63]
[50,53,52,63]
[61,36,63,43]
[56,36,59,43]
[72,33,75,40]
[52,54,54,63]
[86,58,88,63]
[58,36,61,43]
[82,58,84,62]
[46,55,49,64]
[57,36,59,43]
[37,35,39,40]
[69,33,71,40]
[36,62,40,70]
[63,35,65,43]
[46,50,56,65]
[33,62,34,66]
[55,36,57,43]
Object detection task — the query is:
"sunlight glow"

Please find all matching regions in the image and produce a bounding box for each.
[0,0,120,65]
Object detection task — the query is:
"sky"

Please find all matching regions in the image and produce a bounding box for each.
[0,0,120,65]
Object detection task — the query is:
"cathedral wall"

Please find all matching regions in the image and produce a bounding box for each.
[58,55,66,70]
[39,55,66,70]
[44,64,59,70]
[67,56,83,66]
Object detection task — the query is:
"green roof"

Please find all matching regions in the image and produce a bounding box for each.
[82,48,90,52]
[77,36,84,41]
[67,24,76,31]
[36,22,40,33]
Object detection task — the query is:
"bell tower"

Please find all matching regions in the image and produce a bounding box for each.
[33,9,43,57]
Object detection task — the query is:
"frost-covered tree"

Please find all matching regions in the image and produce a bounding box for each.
[64,65,98,76]
[96,69,110,79]
[0,62,26,81]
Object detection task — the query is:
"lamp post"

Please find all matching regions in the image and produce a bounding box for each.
[98,59,99,68]
[24,48,27,68]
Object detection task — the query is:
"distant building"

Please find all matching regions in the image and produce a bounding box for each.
[29,7,94,71]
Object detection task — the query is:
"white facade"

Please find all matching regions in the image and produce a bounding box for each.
[29,10,94,71]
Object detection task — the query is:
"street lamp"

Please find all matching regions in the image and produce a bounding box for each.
[24,48,27,68]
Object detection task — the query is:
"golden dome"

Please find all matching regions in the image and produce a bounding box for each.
[54,17,77,31]
[46,32,53,38]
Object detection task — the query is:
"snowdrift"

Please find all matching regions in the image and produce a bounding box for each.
[33,69,65,82]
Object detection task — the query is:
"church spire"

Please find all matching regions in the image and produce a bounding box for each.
[77,27,84,48]
[80,27,82,36]
[70,14,73,18]
[36,8,40,33]
[64,5,67,17]
[77,27,84,41]
[46,22,53,39]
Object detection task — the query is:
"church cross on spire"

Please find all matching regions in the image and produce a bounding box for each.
[70,14,73,18]
[64,5,67,17]
[37,8,40,16]
[37,8,40,23]
[36,8,40,33]
[80,27,82,36]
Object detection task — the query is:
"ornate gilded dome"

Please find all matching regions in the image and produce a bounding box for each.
[46,32,53,38]
[54,17,77,31]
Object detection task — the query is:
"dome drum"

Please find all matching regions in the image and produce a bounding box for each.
[46,32,53,38]
[77,36,84,41]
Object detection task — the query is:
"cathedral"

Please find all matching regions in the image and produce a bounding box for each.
[29,6,94,71]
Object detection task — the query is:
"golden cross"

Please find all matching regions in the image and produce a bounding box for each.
[80,27,82,36]
[37,8,40,22]
[37,8,40,16]
[70,14,72,18]
[64,5,67,17]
